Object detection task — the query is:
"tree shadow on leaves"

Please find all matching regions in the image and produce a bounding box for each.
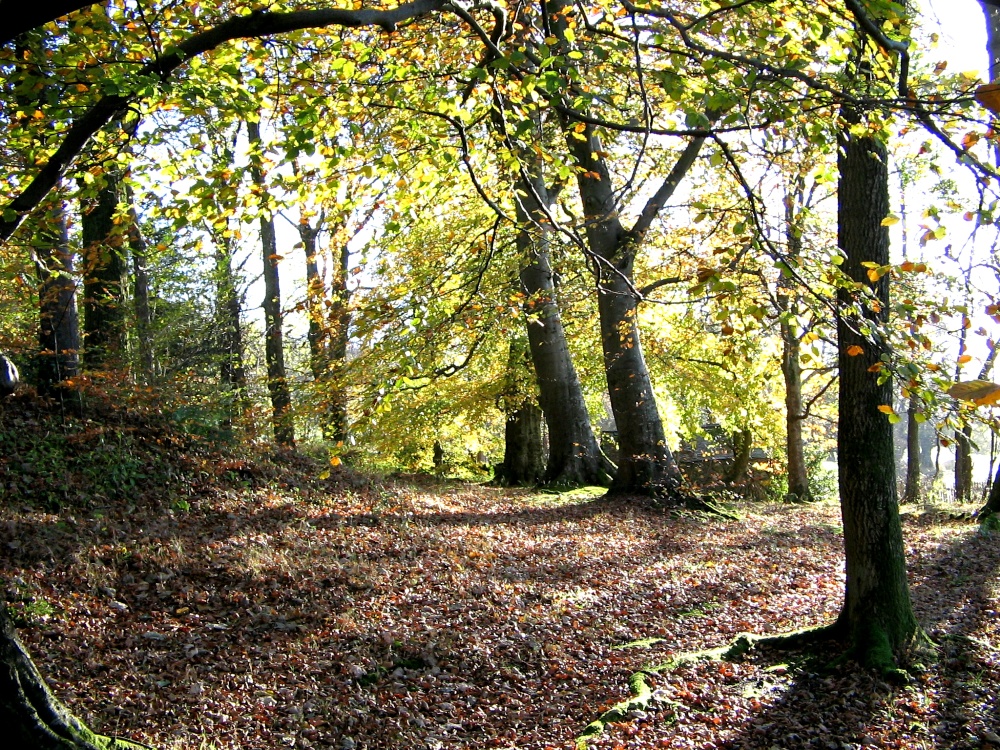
[681,519,1000,750]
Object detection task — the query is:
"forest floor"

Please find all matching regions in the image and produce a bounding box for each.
[1,399,999,750]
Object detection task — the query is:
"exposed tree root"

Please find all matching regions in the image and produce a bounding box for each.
[575,625,836,749]
[1,603,156,750]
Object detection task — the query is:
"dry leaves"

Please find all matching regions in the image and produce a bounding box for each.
[1,450,998,750]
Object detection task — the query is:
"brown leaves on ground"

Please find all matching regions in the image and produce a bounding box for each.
[1,442,998,749]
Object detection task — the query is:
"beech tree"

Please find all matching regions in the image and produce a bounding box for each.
[247,117,295,448]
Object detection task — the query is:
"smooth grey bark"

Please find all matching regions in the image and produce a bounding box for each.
[515,169,614,487]
[248,119,294,448]
[834,109,916,665]
[0,354,19,395]
[327,235,351,444]
[977,1,1000,516]
[563,122,708,496]
[80,173,126,369]
[34,201,80,396]
[297,209,351,443]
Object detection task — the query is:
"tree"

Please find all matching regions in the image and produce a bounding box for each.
[832,9,917,663]
[247,117,295,448]
[494,334,545,486]
[79,171,127,370]
[33,199,80,398]
[514,160,614,486]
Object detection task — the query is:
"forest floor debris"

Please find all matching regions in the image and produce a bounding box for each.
[0,419,997,748]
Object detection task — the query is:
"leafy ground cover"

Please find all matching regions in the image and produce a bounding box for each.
[1,403,998,750]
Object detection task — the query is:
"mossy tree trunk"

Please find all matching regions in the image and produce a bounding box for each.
[834,108,917,667]
[0,602,146,749]
[725,429,752,485]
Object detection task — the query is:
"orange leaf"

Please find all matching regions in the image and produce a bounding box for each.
[958,354,972,364]
[948,380,1000,404]
[846,345,864,356]
[877,405,894,414]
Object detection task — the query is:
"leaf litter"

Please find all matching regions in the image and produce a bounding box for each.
[1,443,998,750]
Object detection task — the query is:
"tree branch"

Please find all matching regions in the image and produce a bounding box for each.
[0,0,447,243]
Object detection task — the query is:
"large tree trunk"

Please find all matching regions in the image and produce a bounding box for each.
[34,201,80,397]
[595,264,682,495]
[0,603,146,749]
[563,124,694,497]
[495,335,545,486]
[80,174,126,370]
[834,113,917,667]
[515,170,613,487]
[981,461,1000,518]
[248,119,294,448]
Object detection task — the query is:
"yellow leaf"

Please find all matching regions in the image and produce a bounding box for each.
[881,215,900,226]
[329,455,342,467]
[846,345,864,356]
[867,269,880,283]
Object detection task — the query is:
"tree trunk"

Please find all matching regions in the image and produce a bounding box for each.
[299,217,328,384]
[834,114,917,667]
[515,170,613,487]
[248,119,294,448]
[80,174,126,370]
[780,318,810,501]
[779,178,810,502]
[596,265,682,495]
[725,429,753,485]
[126,199,154,384]
[0,603,146,749]
[34,200,80,397]
[497,401,545,487]
[214,235,251,430]
[564,123,697,497]
[495,335,545,486]
[981,461,1000,517]
[326,234,352,444]
[954,427,973,502]
[902,394,921,504]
